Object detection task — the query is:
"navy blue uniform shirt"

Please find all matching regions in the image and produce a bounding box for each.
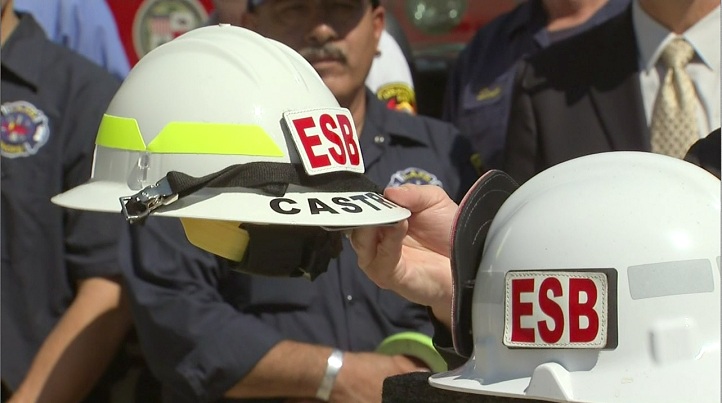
[442,0,629,171]
[1,13,123,389]
[121,90,478,402]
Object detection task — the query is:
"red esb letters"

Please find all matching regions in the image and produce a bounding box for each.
[503,271,609,349]
[284,107,364,176]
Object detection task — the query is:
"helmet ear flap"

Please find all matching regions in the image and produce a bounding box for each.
[450,170,517,358]
[232,224,342,280]
[180,218,250,262]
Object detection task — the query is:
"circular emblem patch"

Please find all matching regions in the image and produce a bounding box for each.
[1,101,50,158]
[133,0,208,60]
[387,167,443,187]
[377,83,416,114]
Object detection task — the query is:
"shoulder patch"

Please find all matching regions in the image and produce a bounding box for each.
[475,85,502,102]
[1,101,50,158]
[133,0,208,60]
[388,167,443,187]
[377,83,416,114]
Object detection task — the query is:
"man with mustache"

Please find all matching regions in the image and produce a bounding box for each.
[242,0,423,135]
[120,1,478,402]
[206,0,416,114]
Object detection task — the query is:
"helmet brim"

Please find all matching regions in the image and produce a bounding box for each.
[429,353,720,401]
[52,180,410,227]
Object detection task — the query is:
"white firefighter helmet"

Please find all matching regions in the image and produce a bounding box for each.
[52,24,409,228]
[431,151,720,402]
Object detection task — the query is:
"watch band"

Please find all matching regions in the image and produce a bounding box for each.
[315,349,344,401]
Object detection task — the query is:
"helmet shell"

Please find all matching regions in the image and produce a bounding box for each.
[431,152,721,402]
[53,25,409,226]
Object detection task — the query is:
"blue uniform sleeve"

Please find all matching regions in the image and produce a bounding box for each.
[14,0,131,80]
[59,0,131,80]
[121,217,285,402]
[57,43,125,279]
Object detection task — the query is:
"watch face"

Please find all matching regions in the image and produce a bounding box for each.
[1,101,50,158]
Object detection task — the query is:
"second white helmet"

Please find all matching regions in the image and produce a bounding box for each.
[432,152,720,402]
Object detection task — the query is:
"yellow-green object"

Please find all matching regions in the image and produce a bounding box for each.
[96,114,283,156]
[376,331,447,372]
[180,218,249,262]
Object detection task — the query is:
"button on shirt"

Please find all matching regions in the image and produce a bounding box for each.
[121,91,478,402]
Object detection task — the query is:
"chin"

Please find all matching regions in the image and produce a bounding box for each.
[318,76,354,101]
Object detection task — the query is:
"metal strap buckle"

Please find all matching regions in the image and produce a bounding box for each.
[119,177,178,224]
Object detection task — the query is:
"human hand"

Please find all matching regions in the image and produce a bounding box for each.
[328,352,428,403]
[350,184,457,327]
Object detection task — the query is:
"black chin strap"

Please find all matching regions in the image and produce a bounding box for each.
[233,223,343,281]
[120,162,382,224]
[166,162,381,197]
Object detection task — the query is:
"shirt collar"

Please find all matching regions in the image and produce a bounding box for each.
[504,0,547,44]
[634,1,720,71]
[520,0,631,47]
[506,1,538,34]
[1,13,45,90]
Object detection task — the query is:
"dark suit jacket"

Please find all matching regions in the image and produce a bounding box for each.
[685,128,721,179]
[503,6,649,184]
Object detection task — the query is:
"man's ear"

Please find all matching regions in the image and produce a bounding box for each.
[372,5,386,45]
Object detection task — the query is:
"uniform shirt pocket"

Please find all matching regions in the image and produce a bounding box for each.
[378,288,432,333]
[458,71,515,168]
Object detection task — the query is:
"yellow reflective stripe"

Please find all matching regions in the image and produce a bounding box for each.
[148,122,283,156]
[95,115,284,157]
[95,114,147,151]
[180,218,249,262]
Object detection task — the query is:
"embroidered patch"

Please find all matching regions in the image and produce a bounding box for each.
[1,101,50,158]
[376,83,416,114]
[133,0,208,60]
[503,270,611,349]
[283,107,364,176]
[475,85,502,102]
[387,167,442,187]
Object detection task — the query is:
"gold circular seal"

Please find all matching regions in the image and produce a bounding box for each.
[376,82,417,114]
[133,0,208,60]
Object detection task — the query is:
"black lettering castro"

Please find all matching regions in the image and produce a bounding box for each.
[269,193,399,215]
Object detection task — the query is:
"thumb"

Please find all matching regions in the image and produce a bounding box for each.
[384,184,449,214]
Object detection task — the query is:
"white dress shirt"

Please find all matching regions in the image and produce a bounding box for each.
[634,1,720,138]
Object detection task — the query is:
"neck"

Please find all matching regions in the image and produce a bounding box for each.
[638,0,718,34]
[543,0,609,31]
[1,3,18,47]
[339,88,367,136]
